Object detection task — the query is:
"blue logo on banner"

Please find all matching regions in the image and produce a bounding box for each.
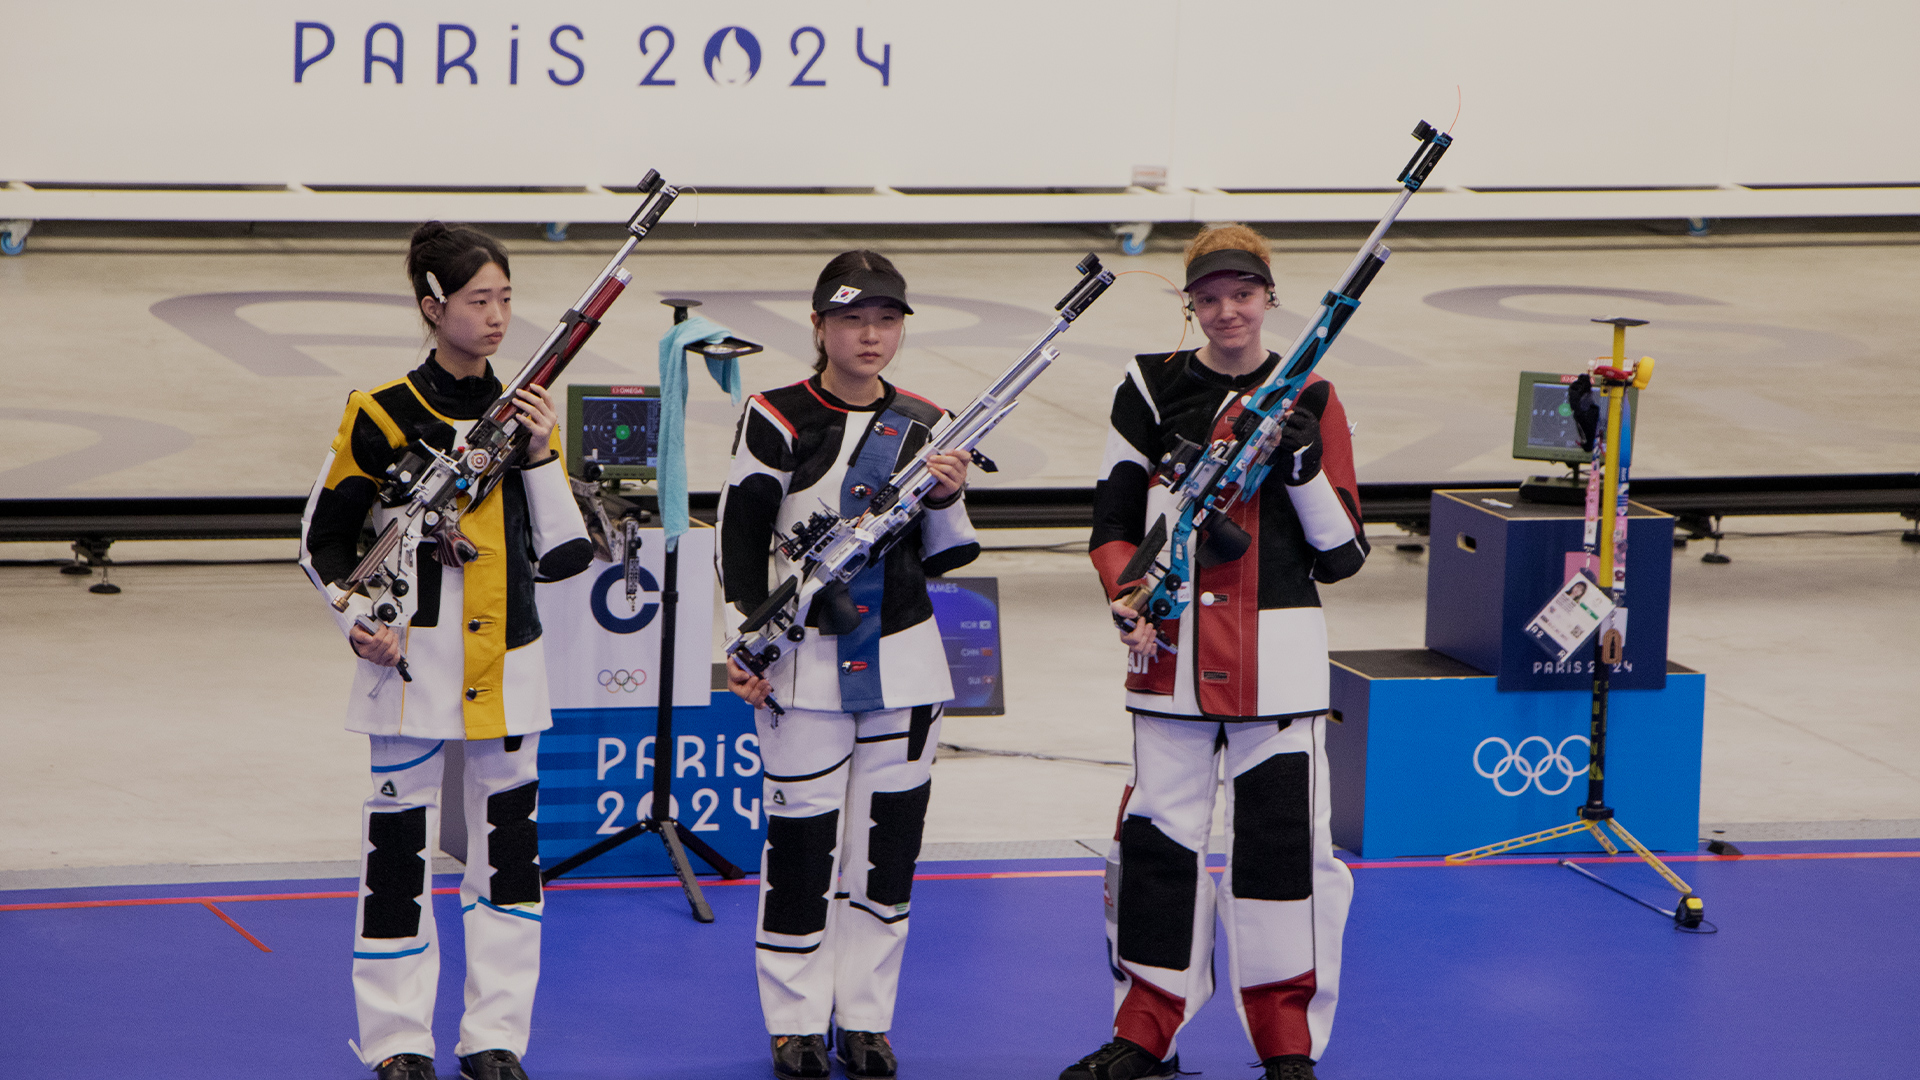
[703,26,761,84]
[590,564,660,633]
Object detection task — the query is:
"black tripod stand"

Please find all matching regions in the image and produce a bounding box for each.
[541,299,762,921]
[541,535,744,920]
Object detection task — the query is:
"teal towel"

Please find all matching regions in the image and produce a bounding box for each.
[657,314,735,550]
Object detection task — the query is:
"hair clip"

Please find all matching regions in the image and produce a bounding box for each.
[425,271,447,303]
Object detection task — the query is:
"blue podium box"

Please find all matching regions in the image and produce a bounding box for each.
[537,692,765,878]
[1326,649,1703,859]
[1425,489,1674,691]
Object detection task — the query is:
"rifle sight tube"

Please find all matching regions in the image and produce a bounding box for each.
[1341,248,1392,301]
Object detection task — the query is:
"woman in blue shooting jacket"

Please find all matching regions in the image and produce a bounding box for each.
[299,222,592,1080]
[718,250,978,1080]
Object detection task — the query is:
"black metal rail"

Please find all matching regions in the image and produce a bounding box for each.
[2,474,1915,551]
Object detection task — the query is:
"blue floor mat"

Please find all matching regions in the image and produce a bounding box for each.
[3,847,1915,1079]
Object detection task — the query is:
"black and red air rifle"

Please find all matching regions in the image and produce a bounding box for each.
[326,172,680,679]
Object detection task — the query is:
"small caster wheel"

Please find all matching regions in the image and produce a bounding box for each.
[543,221,570,242]
[0,222,29,256]
[1110,221,1152,256]
[1686,216,1713,237]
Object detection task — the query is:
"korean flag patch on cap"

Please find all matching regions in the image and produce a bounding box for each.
[830,285,863,304]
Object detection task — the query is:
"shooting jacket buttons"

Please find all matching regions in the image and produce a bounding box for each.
[465,688,479,701]
[468,619,483,632]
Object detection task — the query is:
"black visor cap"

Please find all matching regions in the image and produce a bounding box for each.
[812,269,914,315]
[1183,248,1274,289]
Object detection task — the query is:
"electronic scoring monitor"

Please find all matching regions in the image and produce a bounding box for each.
[1512,370,1638,466]
[567,384,662,481]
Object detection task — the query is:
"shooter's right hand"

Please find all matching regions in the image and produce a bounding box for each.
[727,656,774,708]
[350,623,404,667]
[1111,599,1160,658]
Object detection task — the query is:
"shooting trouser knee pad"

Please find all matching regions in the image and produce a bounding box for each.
[352,733,544,1068]
[751,704,941,1036]
[1107,714,1353,1064]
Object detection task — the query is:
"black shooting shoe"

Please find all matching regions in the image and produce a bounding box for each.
[770,1034,830,1080]
[374,1054,438,1080]
[834,1028,898,1080]
[1262,1055,1318,1080]
[458,1048,530,1080]
[1058,1037,1179,1080]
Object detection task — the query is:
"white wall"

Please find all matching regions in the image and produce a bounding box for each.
[6,0,1916,193]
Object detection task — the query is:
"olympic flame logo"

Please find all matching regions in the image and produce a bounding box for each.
[1473,735,1590,797]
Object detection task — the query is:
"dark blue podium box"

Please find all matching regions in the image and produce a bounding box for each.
[536,692,766,878]
[1326,649,1703,858]
[1425,489,1674,692]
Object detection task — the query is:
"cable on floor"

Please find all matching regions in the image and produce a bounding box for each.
[937,741,1130,768]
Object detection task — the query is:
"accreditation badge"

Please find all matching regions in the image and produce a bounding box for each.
[1523,568,1616,664]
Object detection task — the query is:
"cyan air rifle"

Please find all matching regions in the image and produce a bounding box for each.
[727,253,1116,715]
[327,172,680,681]
[1115,121,1451,641]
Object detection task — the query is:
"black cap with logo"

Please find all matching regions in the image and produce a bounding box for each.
[1183,248,1274,290]
[811,267,915,314]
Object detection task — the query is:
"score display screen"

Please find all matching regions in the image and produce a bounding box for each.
[1524,382,1611,454]
[1514,372,1633,464]
[927,577,1004,715]
[580,395,661,469]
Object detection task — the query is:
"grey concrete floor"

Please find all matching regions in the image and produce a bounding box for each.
[1,221,1915,882]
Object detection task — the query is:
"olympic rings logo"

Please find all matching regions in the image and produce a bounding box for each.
[1473,735,1591,797]
[598,669,647,694]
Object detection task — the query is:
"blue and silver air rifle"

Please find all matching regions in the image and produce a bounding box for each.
[1114,121,1451,640]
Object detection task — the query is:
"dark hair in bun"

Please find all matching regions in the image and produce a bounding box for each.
[406,222,510,326]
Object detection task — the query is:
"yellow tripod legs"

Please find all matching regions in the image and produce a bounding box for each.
[1445,317,1702,930]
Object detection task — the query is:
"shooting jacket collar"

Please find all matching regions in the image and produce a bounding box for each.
[411,351,503,420]
[808,374,892,413]
[1183,349,1281,390]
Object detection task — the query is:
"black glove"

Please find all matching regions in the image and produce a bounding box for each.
[1277,407,1322,486]
[1568,375,1600,453]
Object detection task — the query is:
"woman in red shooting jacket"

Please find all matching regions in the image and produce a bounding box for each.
[1061,225,1369,1080]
